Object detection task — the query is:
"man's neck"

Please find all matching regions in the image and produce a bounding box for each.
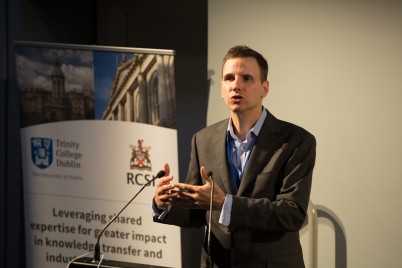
[231,108,263,141]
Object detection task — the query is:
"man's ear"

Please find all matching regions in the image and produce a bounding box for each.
[262,80,269,98]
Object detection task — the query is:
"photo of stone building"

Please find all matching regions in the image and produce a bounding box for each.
[16,47,94,128]
[15,44,176,129]
[101,53,176,129]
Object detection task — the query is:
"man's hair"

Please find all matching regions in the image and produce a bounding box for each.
[222,45,268,82]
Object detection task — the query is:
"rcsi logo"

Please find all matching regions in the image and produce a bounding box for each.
[129,139,152,171]
[31,137,53,169]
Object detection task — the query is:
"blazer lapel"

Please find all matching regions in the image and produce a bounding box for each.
[212,119,235,195]
[237,111,281,196]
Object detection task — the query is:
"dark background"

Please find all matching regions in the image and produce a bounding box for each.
[1,0,208,267]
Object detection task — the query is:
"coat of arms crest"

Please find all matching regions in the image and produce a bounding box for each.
[31,137,53,169]
[130,139,151,171]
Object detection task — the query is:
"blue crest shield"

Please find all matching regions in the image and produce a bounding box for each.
[31,138,53,169]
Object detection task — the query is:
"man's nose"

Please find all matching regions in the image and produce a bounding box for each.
[230,78,241,92]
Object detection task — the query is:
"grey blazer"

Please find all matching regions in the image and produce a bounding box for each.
[155,109,316,268]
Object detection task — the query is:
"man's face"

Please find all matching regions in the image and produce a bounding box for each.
[221,57,269,115]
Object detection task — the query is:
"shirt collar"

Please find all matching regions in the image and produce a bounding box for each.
[227,108,267,140]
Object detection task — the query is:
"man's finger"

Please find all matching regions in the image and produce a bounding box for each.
[200,166,212,185]
[156,176,173,188]
[163,163,170,177]
[174,182,196,193]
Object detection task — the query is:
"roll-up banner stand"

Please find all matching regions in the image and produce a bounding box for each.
[14,41,181,268]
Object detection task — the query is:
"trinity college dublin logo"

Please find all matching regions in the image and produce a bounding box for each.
[31,137,53,169]
[130,139,152,171]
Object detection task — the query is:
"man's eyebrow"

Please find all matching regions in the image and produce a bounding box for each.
[240,73,255,78]
[222,72,255,78]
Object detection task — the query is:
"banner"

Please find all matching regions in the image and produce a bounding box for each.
[15,42,181,268]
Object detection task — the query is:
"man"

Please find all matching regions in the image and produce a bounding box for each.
[153,45,316,267]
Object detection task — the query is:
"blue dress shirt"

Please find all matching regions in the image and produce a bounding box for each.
[219,108,267,226]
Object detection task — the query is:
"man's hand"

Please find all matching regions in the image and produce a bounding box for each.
[154,163,180,210]
[173,166,225,211]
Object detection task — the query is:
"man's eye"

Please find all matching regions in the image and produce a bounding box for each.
[243,76,252,81]
[224,76,234,81]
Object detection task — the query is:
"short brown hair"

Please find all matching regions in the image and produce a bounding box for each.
[222,45,268,82]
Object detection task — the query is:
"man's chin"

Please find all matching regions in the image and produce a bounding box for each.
[228,103,243,111]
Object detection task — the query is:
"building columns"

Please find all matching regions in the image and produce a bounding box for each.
[138,73,148,123]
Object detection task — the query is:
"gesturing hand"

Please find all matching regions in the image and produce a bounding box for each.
[173,166,225,211]
[154,163,179,210]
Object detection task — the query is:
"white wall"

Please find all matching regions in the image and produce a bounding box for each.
[208,1,402,267]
